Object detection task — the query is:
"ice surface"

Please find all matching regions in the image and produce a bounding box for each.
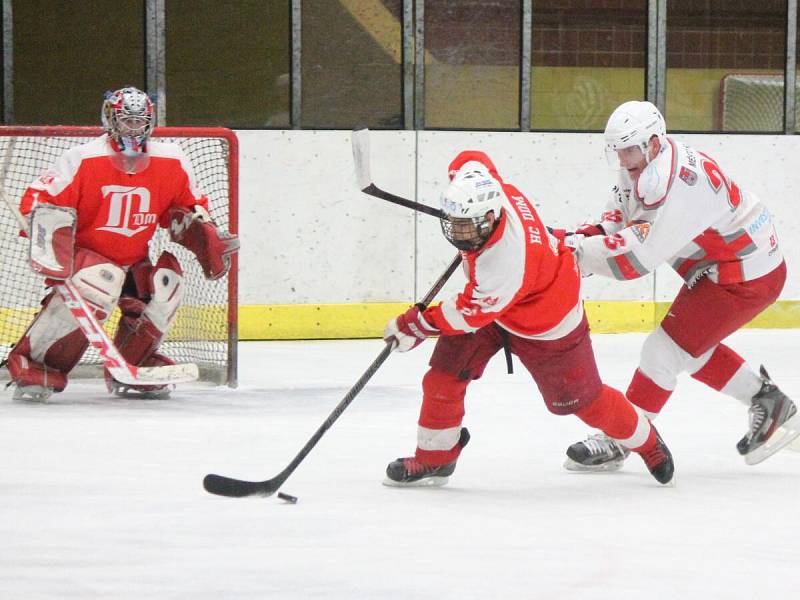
[1,330,799,599]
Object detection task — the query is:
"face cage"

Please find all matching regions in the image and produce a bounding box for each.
[440,214,494,251]
[108,112,153,155]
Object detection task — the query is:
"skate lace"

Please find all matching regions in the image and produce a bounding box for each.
[582,434,616,456]
[402,457,427,476]
[747,403,768,438]
[641,440,667,469]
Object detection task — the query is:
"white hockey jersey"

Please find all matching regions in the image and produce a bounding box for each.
[576,137,783,285]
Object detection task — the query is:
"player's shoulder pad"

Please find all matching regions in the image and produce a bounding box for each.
[635,139,678,209]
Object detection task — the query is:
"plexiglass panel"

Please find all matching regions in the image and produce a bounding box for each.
[424,1,520,129]
[531,0,646,130]
[302,0,403,129]
[13,0,145,125]
[667,1,786,132]
[166,0,290,127]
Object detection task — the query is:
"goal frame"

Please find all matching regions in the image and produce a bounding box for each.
[0,125,239,388]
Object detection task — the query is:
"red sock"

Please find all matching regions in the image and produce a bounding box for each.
[690,344,744,391]
[627,369,672,415]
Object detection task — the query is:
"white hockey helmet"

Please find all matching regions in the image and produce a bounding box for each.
[102,87,154,154]
[439,162,505,251]
[604,100,666,167]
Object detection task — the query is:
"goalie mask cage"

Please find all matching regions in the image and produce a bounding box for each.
[0,126,238,387]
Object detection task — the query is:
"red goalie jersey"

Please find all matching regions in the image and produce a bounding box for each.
[19,134,209,266]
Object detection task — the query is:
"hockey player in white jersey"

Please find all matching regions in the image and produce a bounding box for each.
[554,100,798,469]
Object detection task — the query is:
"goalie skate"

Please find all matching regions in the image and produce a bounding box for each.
[11,384,54,403]
[383,428,470,487]
[564,433,630,473]
[737,366,800,465]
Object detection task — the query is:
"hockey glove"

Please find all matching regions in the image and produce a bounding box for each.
[168,206,240,280]
[550,223,605,252]
[384,305,439,352]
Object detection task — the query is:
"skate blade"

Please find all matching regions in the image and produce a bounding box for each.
[113,387,172,400]
[563,457,625,473]
[12,385,53,403]
[745,413,800,465]
[382,475,450,488]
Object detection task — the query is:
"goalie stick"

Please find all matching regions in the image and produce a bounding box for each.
[0,185,198,387]
[351,128,445,219]
[202,252,463,498]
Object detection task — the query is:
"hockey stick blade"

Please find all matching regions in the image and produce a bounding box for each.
[203,473,284,498]
[351,128,444,219]
[351,128,373,190]
[107,363,199,386]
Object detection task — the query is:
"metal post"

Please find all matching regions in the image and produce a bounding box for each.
[291,0,302,129]
[646,0,657,102]
[3,0,13,123]
[655,0,666,112]
[785,0,797,133]
[403,0,414,130]
[145,0,166,125]
[414,0,425,130]
[520,0,532,131]
[647,0,667,113]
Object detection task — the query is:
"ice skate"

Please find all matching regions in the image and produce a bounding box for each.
[11,384,54,402]
[564,433,630,472]
[104,353,175,399]
[384,428,470,487]
[635,426,674,485]
[737,366,800,465]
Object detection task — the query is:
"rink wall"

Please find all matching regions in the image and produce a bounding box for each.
[236,130,800,339]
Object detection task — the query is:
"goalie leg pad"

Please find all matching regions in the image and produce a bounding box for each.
[69,248,126,322]
[106,252,183,394]
[6,292,88,395]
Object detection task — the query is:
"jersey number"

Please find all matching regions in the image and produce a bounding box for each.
[700,153,741,210]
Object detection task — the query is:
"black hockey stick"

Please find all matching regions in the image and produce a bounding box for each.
[351,128,445,219]
[203,253,463,498]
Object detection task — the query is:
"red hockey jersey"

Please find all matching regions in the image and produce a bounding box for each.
[423,151,583,340]
[19,134,208,266]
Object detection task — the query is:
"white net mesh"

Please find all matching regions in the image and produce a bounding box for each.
[720,73,798,132]
[0,127,237,386]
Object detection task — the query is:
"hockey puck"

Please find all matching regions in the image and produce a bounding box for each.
[277,492,298,504]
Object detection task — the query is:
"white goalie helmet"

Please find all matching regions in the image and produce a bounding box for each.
[101,87,154,172]
[604,100,666,167]
[439,162,505,251]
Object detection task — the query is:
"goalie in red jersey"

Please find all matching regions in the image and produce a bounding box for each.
[4,86,239,401]
[382,150,675,487]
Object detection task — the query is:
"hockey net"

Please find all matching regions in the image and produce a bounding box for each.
[719,72,798,132]
[0,126,238,387]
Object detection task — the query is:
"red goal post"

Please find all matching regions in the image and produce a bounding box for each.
[0,126,238,387]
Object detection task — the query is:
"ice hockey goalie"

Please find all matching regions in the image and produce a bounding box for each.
[3,86,239,401]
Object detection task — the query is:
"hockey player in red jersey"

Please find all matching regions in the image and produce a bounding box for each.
[382,150,675,486]
[4,86,239,401]
[554,100,798,469]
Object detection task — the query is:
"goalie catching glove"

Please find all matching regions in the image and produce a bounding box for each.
[168,206,239,280]
[384,305,439,352]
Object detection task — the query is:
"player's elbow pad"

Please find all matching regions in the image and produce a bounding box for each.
[168,207,240,280]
